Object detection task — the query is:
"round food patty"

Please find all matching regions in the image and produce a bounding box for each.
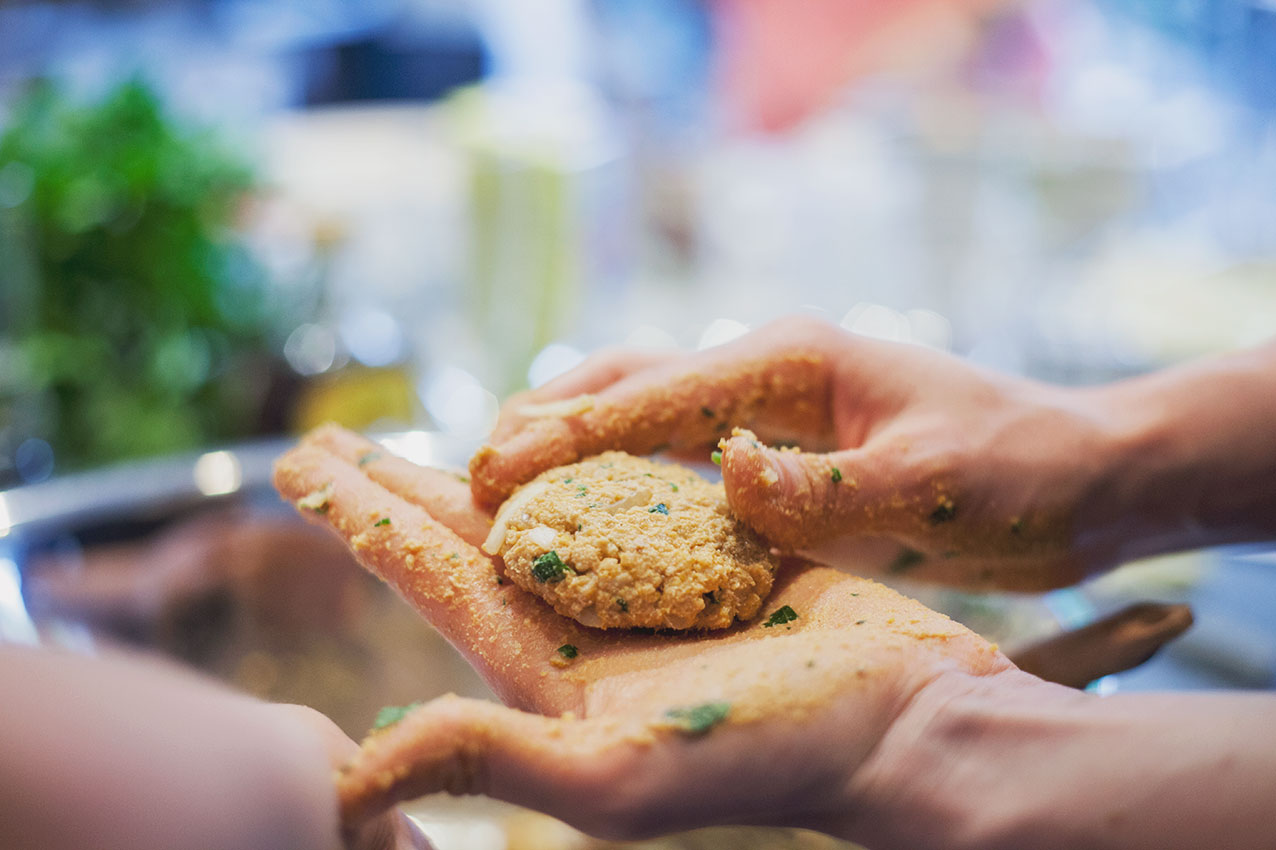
[483,452,779,630]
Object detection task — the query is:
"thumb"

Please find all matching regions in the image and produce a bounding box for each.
[337,696,668,841]
[719,429,905,550]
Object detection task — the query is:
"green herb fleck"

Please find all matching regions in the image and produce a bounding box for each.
[556,644,578,659]
[701,406,715,418]
[454,473,470,483]
[563,477,574,483]
[616,598,629,612]
[372,702,420,731]
[374,517,391,527]
[576,484,588,496]
[930,501,956,524]
[358,451,381,467]
[763,605,799,628]
[449,552,460,560]
[831,467,843,483]
[532,551,570,583]
[670,483,679,492]
[711,450,722,465]
[888,548,926,574]
[665,701,730,736]
[649,503,669,515]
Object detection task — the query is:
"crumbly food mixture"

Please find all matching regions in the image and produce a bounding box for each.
[485,452,779,630]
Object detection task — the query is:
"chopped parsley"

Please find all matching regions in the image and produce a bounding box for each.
[831,467,843,484]
[763,605,798,627]
[374,517,391,527]
[556,644,578,659]
[372,702,421,731]
[930,501,957,524]
[710,449,722,465]
[888,548,926,574]
[448,552,459,560]
[532,551,571,583]
[665,701,730,736]
[358,451,381,467]
[649,503,669,515]
[670,483,679,492]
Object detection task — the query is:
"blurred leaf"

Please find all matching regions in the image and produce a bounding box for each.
[0,78,274,471]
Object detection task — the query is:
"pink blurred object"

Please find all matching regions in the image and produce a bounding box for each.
[711,0,1019,131]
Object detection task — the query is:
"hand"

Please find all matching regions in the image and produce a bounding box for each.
[279,705,433,850]
[469,316,1126,591]
[274,425,1009,843]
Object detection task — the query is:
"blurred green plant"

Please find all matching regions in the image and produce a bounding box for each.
[0,78,280,475]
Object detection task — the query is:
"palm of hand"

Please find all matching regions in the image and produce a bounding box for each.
[275,426,1007,839]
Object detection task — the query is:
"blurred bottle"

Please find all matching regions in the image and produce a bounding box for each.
[452,0,630,397]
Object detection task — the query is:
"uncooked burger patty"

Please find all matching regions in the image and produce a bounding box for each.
[482,452,778,630]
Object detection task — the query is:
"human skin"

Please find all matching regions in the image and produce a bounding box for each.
[0,645,429,850]
[471,316,1276,590]
[277,414,1275,848]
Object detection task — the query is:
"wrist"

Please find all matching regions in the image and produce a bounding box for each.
[834,667,1075,850]
[1073,344,1276,564]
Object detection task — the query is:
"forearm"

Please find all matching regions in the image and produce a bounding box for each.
[0,646,342,850]
[1079,341,1276,563]
[846,668,1276,850]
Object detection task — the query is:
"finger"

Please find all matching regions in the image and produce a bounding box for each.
[337,696,637,830]
[273,443,594,713]
[470,317,844,508]
[719,428,913,550]
[303,424,492,549]
[491,348,681,444]
[719,430,1075,591]
[1009,602,1194,689]
[336,694,805,840]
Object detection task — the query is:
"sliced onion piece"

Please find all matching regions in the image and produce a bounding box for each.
[601,487,652,513]
[483,481,549,554]
[516,394,596,419]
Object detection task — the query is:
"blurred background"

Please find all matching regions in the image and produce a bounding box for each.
[1,1,1275,846]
